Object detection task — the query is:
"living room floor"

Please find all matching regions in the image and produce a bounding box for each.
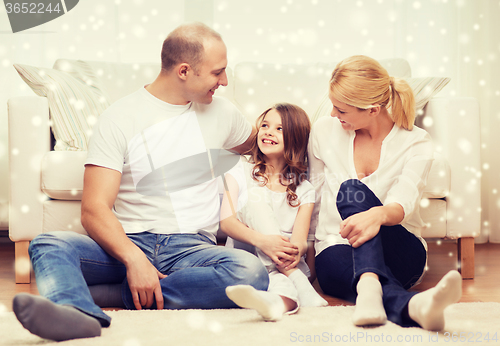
[1,238,499,311]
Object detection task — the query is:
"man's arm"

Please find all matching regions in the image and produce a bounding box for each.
[229,125,257,154]
[81,164,166,310]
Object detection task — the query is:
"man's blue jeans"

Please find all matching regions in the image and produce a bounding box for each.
[29,231,269,327]
[315,179,427,327]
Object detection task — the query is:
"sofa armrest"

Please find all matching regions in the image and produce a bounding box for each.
[420,97,481,239]
[8,96,51,242]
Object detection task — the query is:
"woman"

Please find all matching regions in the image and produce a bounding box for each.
[309,55,461,330]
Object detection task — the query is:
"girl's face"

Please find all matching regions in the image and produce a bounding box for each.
[329,95,370,131]
[257,109,285,159]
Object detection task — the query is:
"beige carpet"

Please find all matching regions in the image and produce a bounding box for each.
[1,303,499,345]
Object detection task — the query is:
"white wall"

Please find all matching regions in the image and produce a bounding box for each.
[0,0,499,241]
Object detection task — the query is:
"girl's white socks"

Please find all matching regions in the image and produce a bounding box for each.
[226,285,285,321]
[408,270,462,331]
[352,276,387,326]
[288,270,328,307]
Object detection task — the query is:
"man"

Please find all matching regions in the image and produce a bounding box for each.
[13,23,269,341]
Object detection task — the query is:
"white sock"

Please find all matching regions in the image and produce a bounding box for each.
[288,270,328,307]
[408,270,462,331]
[226,285,285,321]
[352,276,387,326]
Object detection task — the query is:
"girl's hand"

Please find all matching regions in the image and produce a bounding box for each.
[281,239,305,270]
[339,207,384,248]
[281,252,301,271]
[257,234,299,267]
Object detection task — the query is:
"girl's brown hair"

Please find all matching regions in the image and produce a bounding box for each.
[330,55,416,130]
[246,103,311,207]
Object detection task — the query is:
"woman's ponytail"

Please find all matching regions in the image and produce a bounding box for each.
[389,77,415,130]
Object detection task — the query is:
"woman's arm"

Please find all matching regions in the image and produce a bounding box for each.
[340,133,434,248]
[220,174,298,266]
[307,132,326,237]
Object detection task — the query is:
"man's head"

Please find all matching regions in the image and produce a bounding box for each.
[160,22,228,104]
[161,22,221,73]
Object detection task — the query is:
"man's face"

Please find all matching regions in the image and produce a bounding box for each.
[186,38,228,104]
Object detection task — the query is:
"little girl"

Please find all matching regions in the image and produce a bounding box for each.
[220,103,328,321]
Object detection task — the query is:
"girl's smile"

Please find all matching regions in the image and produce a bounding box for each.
[257,109,285,157]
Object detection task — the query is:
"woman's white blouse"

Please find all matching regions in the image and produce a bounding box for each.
[308,116,434,256]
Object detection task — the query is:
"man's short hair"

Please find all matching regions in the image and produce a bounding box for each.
[161,22,222,73]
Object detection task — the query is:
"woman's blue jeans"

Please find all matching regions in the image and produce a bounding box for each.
[315,179,427,327]
[29,231,269,327]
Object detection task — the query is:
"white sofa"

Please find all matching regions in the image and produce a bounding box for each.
[8,58,480,283]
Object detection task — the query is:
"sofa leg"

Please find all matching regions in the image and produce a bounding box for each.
[457,237,474,280]
[15,241,31,284]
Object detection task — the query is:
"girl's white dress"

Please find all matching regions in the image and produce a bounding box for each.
[224,157,315,308]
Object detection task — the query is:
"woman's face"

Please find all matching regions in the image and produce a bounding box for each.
[329,95,369,131]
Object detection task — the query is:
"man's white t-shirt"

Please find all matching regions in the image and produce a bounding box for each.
[85,87,251,243]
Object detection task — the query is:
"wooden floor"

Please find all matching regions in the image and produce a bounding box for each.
[1,238,499,311]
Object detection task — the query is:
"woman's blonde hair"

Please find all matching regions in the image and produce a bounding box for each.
[329,55,415,130]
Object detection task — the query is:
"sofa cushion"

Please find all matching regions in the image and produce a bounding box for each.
[43,200,86,234]
[423,151,451,199]
[404,77,451,112]
[13,62,110,151]
[420,198,447,238]
[41,151,86,200]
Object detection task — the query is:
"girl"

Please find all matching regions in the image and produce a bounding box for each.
[220,103,328,321]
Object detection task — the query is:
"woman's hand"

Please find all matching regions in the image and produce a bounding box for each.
[256,234,299,267]
[339,207,385,248]
[340,203,405,248]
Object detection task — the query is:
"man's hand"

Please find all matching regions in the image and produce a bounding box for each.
[256,234,298,267]
[126,252,167,310]
[339,207,384,248]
